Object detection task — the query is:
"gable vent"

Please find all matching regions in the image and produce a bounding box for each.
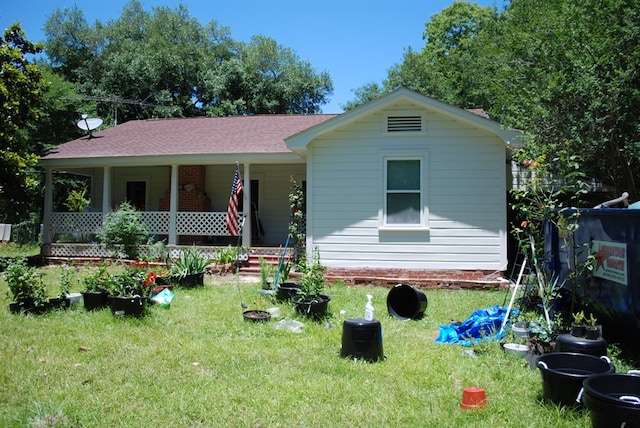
[387,115,423,132]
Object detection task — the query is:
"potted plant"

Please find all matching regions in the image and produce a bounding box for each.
[169,247,210,287]
[291,248,330,319]
[585,312,602,340]
[81,262,111,310]
[258,256,274,292]
[570,310,587,337]
[48,264,74,310]
[5,258,48,314]
[107,262,156,317]
[275,260,300,303]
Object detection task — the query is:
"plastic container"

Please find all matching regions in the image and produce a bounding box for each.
[340,318,384,362]
[364,294,374,321]
[537,352,615,407]
[582,372,640,428]
[386,283,427,320]
[460,387,487,409]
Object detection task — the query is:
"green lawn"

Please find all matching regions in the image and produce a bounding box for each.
[0,266,634,427]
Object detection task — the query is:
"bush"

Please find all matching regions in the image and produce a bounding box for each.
[97,202,149,260]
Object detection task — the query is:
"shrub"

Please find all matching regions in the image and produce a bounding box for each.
[97,202,149,260]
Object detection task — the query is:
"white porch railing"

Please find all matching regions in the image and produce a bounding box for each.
[49,211,233,237]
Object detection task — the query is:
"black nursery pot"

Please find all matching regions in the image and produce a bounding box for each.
[387,283,427,320]
[276,282,301,303]
[537,352,615,407]
[109,295,146,317]
[291,294,331,319]
[82,291,110,311]
[582,373,640,428]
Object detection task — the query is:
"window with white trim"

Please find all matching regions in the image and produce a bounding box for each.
[384,158,423,226]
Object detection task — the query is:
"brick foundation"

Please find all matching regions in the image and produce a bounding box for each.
[325,267,508,290]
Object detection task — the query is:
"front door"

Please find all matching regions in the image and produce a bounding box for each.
[126,181,146,210]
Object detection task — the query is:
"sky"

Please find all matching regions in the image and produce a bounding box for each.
[1,0,499,113]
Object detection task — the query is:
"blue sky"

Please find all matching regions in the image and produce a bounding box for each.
[1,0,499,113]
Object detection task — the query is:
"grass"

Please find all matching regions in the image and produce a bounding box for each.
[0,266,636,427]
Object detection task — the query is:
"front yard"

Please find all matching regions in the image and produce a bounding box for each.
[0,265,636,427]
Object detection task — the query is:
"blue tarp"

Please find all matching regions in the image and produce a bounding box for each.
[435,305,516,346]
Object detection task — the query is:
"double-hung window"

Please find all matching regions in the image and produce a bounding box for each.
[382,156,427,229]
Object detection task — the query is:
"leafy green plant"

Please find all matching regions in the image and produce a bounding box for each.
[586,312,598,327]
[58,263,75,298]
[82,261,111,293]
[64,187,90,212]
[258,256,273,290]
[96,202,149,260]
[107,261,156,297]
[213,245,237,265]
[288,177,305,264]
[4,258,46,305]
[170,247,210,279]
[144,240,168,263]
[297,247,325,300]
[572,310,586,325]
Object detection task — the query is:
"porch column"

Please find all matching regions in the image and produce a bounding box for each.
[42,167,53,244]
[102,166,111,214]
[242,162,251,247]
[169,164,178,245]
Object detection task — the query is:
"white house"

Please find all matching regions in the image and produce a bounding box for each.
[39,88,521,285]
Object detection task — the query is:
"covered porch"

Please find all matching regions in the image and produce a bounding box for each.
[40,161,304,258]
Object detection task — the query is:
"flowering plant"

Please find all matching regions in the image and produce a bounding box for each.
[108,261,157,298]
[288,176,306,264]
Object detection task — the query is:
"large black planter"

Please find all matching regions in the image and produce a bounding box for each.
[176,272,204,288]
[341,318,384,362]
[555,331,607,357]
[582,373,640,428]
[276,282,301,303]
[109,295,146,317]
[387,283,428,320]
[537,352,615,407]
[82,291,110,311]
[292,294,331,319]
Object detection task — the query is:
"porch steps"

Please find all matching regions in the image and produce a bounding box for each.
[238,253,286,276]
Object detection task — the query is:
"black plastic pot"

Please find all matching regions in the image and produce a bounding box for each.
[340,318,384,362]
[276,282,301,303]
[82,291,109,311]
[387,283,427,320]
[177,272,204,288]
[582,373,640,428]
[555,332,608,357]
[537,352,615,407]
[291,294,330,319]
[109,295,146,317]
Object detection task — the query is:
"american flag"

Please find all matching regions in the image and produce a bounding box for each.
[225,165,243,236]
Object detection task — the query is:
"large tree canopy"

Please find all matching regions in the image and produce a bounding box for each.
[0,24,48,223]
[348,0,640,199]
[44,0,333,122]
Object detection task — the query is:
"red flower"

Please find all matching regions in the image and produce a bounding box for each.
[146,272,157,285]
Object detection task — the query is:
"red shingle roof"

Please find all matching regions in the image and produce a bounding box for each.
[42,114,337,160]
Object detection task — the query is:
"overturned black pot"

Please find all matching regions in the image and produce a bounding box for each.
[537,352,615,407]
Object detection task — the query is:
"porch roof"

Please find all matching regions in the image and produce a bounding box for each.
[40,114,338,165]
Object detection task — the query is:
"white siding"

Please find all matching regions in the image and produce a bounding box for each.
[307,100,507,271]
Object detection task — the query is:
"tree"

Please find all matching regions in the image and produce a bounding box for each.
[345,2,498,111]
[0,23,48,223]
[494,0,640,198]
[43,0,333,121]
